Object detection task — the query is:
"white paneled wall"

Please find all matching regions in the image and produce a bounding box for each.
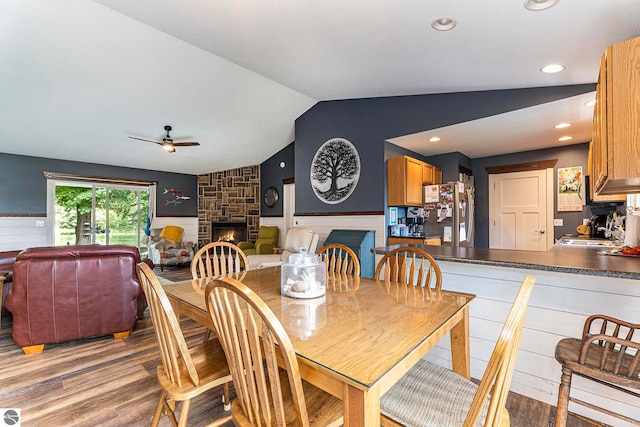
[0,217,47,251]
[259,215,385,251]
[0,216,199,252]
[422,261,640,427]
[151,217,199,244]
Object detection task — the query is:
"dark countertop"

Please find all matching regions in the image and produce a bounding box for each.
[388,234,441,240]
[372,244,640,280]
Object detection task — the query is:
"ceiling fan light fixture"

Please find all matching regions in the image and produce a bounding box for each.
[524,0,559,11]
[431,17,456,31]
[130,125,199,153]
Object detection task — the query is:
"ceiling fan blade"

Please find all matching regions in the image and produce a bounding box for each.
[129,136,162,145]
[172,142,200,147]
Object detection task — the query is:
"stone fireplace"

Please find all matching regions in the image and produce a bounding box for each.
[197,165,260,248]
[211,221,248,245]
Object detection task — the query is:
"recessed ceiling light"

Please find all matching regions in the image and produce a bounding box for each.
[558,136,573,141]
[431,17,457,31]
[524,0,559,11]
[429,136,441,142]
[541,64,565,73]
[555,123,571,129]
[584,99,596,107]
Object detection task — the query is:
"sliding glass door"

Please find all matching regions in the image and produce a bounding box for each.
[52,182,149,255]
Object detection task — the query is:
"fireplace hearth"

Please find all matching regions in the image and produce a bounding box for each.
[211,222,248,244]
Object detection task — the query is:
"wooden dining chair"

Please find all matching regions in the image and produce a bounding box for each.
[317,243,360,277]
[204,276,343,426]
[191,241,248,279]
[318,243,361,294]
[380,274,536,427]
[136,262,232,427]
[192,241,248,342]
[375,246,442,304]
[554,314,640,427]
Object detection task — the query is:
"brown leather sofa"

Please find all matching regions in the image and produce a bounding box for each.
[6,245,152,353]
[0,250,21,317]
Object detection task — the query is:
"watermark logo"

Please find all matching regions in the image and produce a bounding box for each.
[1,409,20,426]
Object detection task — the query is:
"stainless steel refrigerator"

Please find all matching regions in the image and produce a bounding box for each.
[422,181,475,247]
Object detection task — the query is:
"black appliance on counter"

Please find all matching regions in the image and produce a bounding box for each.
[587,215,609,238]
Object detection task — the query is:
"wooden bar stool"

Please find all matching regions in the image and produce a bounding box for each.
[554,314,640,426]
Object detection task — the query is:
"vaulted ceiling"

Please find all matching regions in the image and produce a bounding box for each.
[1,1,639,174]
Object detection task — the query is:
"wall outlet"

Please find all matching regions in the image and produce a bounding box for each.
[295,219,304,226]
[35,220,45,227]
[553,219,563,226]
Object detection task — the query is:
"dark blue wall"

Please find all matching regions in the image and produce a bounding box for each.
[0,153,197,216]
[260,142,295,217]
[293,84,596,215]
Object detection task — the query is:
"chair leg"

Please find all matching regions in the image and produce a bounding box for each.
[151,392,166,427]
[178,398,191,427]
[22,344,44,354]
[555,366,573,427]
[113,331,131,339]
[223,382,231,411]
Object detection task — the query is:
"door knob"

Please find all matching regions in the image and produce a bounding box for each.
[539,230,545,234]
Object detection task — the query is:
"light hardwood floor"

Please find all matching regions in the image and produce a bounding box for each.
[0,266,609,427]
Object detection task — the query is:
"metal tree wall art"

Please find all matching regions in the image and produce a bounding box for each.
[310,138,360,204]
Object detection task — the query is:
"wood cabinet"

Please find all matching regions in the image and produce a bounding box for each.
[387,237,441,246]
[591,35,640,195]
[388,156,442,206]
[422,163,433,184]
[433,167,442,185]
[588,140,626,203]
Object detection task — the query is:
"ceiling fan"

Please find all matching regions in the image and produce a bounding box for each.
[129,125,200,153]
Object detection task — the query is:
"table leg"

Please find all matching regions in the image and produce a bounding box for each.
[450,305,471,379]
[343,383,380,427]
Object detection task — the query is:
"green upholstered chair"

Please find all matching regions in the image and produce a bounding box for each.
[238,226,279,256]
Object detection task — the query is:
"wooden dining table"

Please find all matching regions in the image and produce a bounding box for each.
[162,267,475,427]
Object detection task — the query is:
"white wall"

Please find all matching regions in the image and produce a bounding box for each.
[0,217,47,251]
[151,217,199,244]
[0,216,199,252]
[260,215,385,251]
[423,261,640,427]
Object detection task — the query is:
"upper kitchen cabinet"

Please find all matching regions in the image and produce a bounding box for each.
[592,35,640,195]
[388,156,442,206]
[422,163,442,185]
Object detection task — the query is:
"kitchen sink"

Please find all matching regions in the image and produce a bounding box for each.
[559,237,622,248]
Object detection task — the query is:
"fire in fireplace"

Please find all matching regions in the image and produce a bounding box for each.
[211,222,248,244]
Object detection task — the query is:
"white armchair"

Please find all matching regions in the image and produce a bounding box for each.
[246,227,319,270]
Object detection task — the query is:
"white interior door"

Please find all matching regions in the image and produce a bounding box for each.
[283,183,295,234]
[489,169,552,251]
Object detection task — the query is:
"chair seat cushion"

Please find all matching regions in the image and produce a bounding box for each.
[380,359,489,427]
